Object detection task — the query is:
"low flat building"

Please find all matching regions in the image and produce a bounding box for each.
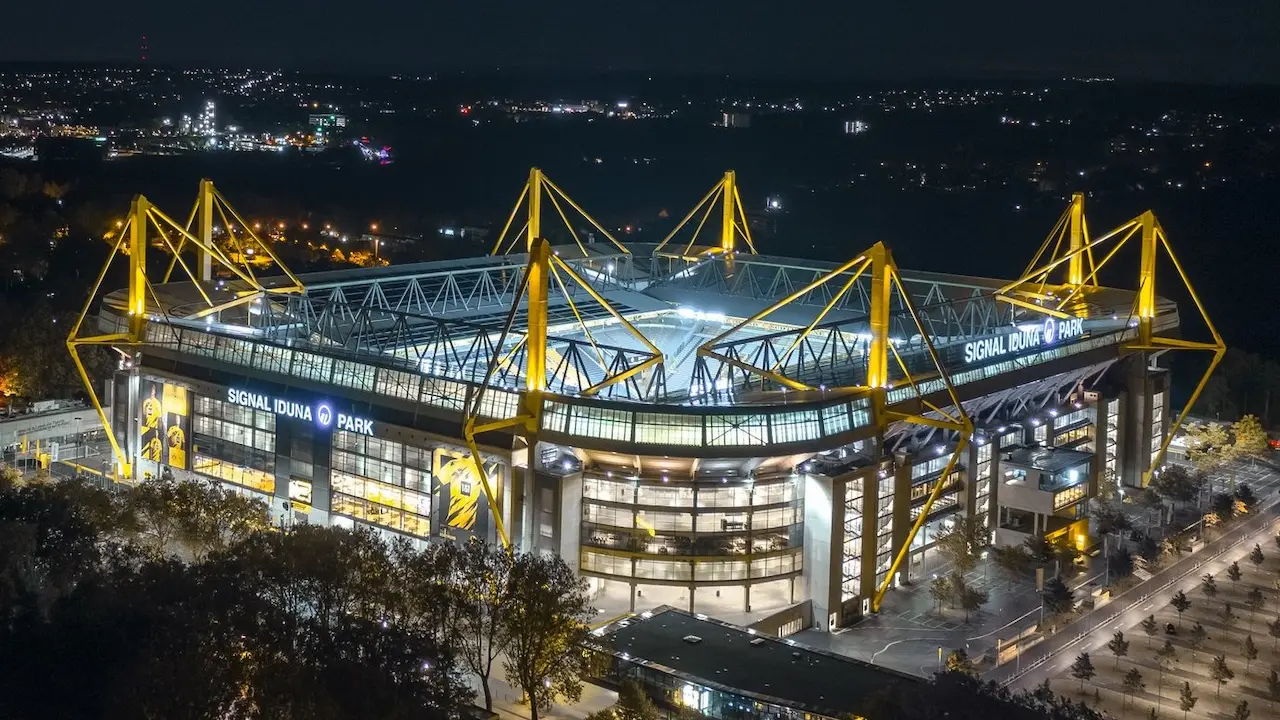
[994,444,1093,550]
[589,607,918,719]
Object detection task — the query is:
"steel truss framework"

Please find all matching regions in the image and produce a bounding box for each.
[996,198,1226,486]
[461,238,665,547]
[491,167,629,257]
[68,180,305,479]
[693,241,973,611]
[652,170,758,256]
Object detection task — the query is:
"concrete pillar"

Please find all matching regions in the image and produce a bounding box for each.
[629,582,636,613]
[790,577,796,604]
[744,584,752,614]
[688,587,696,614]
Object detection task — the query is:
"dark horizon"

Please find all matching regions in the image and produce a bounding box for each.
[4,2,1278,85]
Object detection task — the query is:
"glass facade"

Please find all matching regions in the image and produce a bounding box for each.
[331,430,433,538]
[580,475,803,585]
[192,394,276,496]
[1104,398,1120,486]
[972,443,992,532]
[1150,390,1166,461]
[873,474,894,587]
[841,477,864,602]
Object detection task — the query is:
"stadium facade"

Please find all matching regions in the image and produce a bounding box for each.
[73,174,1221,630]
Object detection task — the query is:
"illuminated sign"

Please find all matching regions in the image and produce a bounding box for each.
[963,317,1084,364]
[226,389,373,435]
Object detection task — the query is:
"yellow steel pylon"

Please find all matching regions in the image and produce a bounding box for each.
[463,236,664,548]
[67,180,304,480]
[654,170,758,257]
[996,193,1099,318]
[697,241,971,611]
[491,167,629,256]
[996,209,1226,487]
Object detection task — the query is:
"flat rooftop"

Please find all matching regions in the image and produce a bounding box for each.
[598,607,917,717]
[1002,444,1093,473]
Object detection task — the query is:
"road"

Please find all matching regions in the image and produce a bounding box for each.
[992,488,1280,690]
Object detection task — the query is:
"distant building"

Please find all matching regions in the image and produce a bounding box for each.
[309,113,348,129]
[844,120,869,135]
[719,112,751,129]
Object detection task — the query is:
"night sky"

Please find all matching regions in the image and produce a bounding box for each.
[3,1,1279,83]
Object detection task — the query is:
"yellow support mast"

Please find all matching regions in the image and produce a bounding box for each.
[464,236,664,549]
[67,180,304,480]
[696,241,971,612]
[490,167,629,257]
[655,170,758,257]
[996,207,1225,487]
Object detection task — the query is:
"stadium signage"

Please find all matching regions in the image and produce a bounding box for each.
[963,317,1084,364]
[225,388,373,435]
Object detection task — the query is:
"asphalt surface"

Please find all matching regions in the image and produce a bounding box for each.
[995,486,1280,690]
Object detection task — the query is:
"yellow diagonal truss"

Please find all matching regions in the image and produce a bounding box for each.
[997,207,1225,487]
[490,167,629,257]
[693,241,971,611]
[463,236,665,548]
[654,170,758,257]
[66,180,304,480]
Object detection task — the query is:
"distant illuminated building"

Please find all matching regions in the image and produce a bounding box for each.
[719,112,751,129]
[309,113,347,129]
[844,120,869,135]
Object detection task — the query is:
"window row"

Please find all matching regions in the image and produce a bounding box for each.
[580,551,802,581]
[332,492,431,538]
[581,478,798,508]
[193,453,275,495]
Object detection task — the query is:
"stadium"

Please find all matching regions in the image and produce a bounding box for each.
[70,170,1222,630]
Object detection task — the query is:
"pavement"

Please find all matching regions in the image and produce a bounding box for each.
[797,553,1106,677]
[799,456,1280,680]
[995,486,1280,693]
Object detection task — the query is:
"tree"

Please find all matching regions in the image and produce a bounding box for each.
[1227,561,1242,585]
[1201,573,1218,599]
[1155,640,1178,703]
[957,575,989,623]
[1233,700,1251,720]
[614,679,660,720]
[502,552,594,720]
[1218,602,1236,627]
[1043,575,1075,621]
[1270,616,1280,651]
[1149,464,1203,509]
[1108,631,1130,669]
[945,648,976,676]
[1243,635,1258,673]
[1188,623,1208,666]
[930,575,952,613]
[934,515,987,574]
[1266,669,1280,714]
[1123,668,1145,711]
[1209,655,1234,697]
[1178,682,1197,720]
[1185,422,1232,473]
[1232,415,1269,460]
[1249,543,1265,570]
[1070,653,1096,694]
[1236,485,1258,511]
[1109,547,1135,581]
[1170,590,1192,627]
[450,539,516,712]
[1141,615,1159,647]
[990,544,1032,589]
[1245,588,1265,630]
